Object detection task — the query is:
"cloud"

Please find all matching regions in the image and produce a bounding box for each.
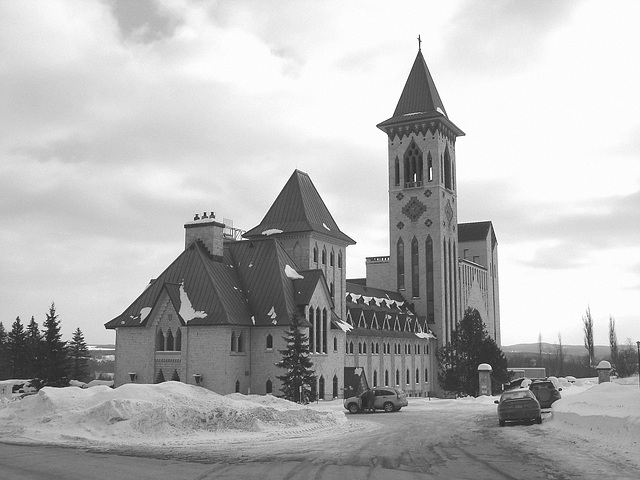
[444,0,576,74]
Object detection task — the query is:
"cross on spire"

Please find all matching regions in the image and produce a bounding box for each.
[417,34,422,51]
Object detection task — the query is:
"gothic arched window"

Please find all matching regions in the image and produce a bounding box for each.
[397,238,405,290]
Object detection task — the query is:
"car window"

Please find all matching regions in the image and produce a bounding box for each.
[375,390,393,396]
[502,391,531,400]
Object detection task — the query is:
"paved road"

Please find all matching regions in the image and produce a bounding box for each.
[1,405,637,479]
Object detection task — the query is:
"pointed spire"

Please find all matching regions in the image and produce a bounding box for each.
[377,49,464,136]
[244,170,355,244]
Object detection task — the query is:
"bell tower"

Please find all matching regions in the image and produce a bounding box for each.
[376,47,464,344]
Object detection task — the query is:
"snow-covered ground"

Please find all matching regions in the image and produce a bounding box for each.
[0,376,638,464]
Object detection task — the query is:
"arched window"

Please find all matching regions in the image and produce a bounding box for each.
[309,308,315,353]
[266,334,273,350]
[416,368,420,384]
[349,341,354,354]
[397,238,405,290]
[406,369,410,385]
[363,342,367,354]
[385,370,389,386]
[266,379,273,394]
[166,329,174,351]
[411,236,419,298]
[338,252,342,269]
[313,246,318,263]
[318,376,325,400]
[425,368,429,383]
[444,146,452,190]
[235,380,240,393]
[231,331,236,352]
[175,328,182,351]
[330,251,335,266]
[316,307,322,353]
[404,139,424,187]
[156,329,165,351]
[237,332,244,352]
[330,282,334,299]
[395,369,400,386]
[373,370,378,387]
[322,309,328,353]
[358,342,362,354]
[333,337,338,351]
[426,236,434,323]
[394,157,400,186]
[322,248,327,265]
[427,151,433,182]
[333,375,339,398]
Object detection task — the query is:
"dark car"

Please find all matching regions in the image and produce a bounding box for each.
[495,388,542,427]
[343,387,408,413]
[529,380,562,408]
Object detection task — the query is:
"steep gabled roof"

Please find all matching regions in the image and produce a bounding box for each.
[226,238,301,327]
[293,269,334,308]
[105,241,251,329]
[377,50,464,137]
[244,170,355,245]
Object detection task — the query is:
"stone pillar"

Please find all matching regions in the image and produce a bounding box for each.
[596,360,612,384]
[477,363,492,396]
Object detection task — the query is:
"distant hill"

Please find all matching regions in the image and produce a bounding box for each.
[502,343,610,358]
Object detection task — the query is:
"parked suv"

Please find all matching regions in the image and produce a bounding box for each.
[528,379,562,408]
[343,387,408,413]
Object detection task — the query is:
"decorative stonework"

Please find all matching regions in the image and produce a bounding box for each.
[402,196,427,223]
[445,200,454,226]
[424,189,432,197]
[425,219,433,227]
[396,192,404,201]
[397,221,405,230]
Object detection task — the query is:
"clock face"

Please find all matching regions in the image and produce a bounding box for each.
[402,197,427,222]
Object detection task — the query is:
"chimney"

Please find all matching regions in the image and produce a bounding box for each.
[184,214,225,261]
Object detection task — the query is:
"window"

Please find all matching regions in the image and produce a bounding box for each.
[397,238,405,290]
[266,379,273,394]
[406,369,410,385]
[411,237,419,298]
[322,309,328,353]
[373,370,378,387]
[309,308,315,353]
[396,369,400,386]
[166,329,174,351]
[330,251,335,266]
[231,331,236,352]
[235,380,240,393]
[427,152,433,182]
[330,282,334,300]
[426,236,434,321]
[266,334,273,350]
[444,146,452,190]
[358,342,362,354]
[349,341,354,354]
[156,329,165,351]
[318,376,325,400]
[333,337,338,351]
[333,375,339,398]
[237,332,244,352]
[322,248,327,265]
[175,329,182,351]
[425,368,429,383]
[403,139,424,187]
[338,252,342,268]
[313,246,318,263]
[394,157,400,186]
[385,370,389,386]
[416,369,420,384]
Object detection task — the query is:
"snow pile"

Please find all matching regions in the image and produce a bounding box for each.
[285,264,304,280]
[548,380,640,451]
[0,382,345,445]
[178,283,206,321]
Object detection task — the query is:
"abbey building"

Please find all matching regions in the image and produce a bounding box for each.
[105,48,500,398]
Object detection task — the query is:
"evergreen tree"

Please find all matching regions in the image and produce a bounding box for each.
[25,316,43,378]
[155,369,165,383]
[275,313,316,403]
[41,302,69,386]
[0,322,10,379]
[7,317,29,378]
[68,328,91,382]
[436,308,509,396]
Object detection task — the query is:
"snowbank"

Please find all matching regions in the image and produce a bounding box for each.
[0,382,346,445]
[547,379,640,452]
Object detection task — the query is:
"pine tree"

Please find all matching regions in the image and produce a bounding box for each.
[0,322,10,379]
[155,369,165,383]
[41,302,69,386]
[68,328,91,382]
[7,317,29,378]
[25,316,43,379]
[436,308,509,396]
[275,313,316,403]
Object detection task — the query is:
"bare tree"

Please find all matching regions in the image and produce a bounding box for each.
[555,332,564,377]
[582,307,595,369]
[608,315,618,370]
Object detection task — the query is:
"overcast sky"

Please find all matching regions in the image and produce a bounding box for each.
[1,0,639,348]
